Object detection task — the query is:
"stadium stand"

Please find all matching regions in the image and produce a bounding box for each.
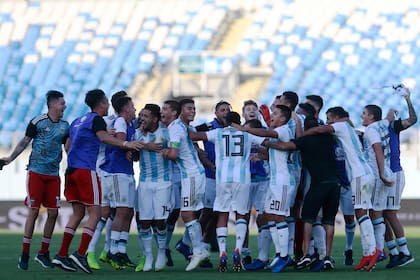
[0,0,419,148]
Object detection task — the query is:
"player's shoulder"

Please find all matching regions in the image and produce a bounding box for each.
[31,114,49,125]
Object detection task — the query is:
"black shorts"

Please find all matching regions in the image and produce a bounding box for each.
[301,179,341,225]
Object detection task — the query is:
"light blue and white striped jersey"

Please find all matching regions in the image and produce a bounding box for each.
[135,126,172,182]
[269,125,295,187]
[206,126,264,184]
[363,119,392,179]
[96,114,117,171]
[331,121,372,179]
[168,118,205,178]
[287,117,302,170]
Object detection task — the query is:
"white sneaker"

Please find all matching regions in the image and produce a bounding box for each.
[185,250,210,272]
[143,253,154,272]
[155,250,166,271]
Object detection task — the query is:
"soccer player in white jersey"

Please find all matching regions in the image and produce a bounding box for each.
[384,86,417,268]
[159,100,184,266]
[241,100,271,270]
[303,106,379,271]
[274,92,303,260]
[161,98,209,271]
[190,111,264,272]
[134,104,172,272]
[87,91,127,270]
[235,104,295,273]
[361,105,394,262]
[99,96,138,269]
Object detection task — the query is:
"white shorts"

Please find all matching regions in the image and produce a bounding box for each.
[351,174,374,210]
[264,181,290,216]
[214,182,250,215]
[137,181,172,220]
[171,177,182,210]
[248,180,269,213]
[204,178,216,208]
[386,171,405,210]
[371,175,394,211]
[180,173,205,211]
[101,173,135,208]
[99,169,116,208]
[340,185,354,216]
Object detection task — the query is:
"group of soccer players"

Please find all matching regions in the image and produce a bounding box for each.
[0,85,416,274]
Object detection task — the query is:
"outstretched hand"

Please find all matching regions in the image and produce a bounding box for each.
[259,104,271,126]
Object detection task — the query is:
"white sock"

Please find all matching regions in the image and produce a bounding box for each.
[235,219,247,252]
[118,231,129,254]
[269,222,281,254]
[345,221,356,250]
[156,228,167,252]
[397,237,410,255]
[258,226,271,262]
[386,240,399,255]
[182,228,191,246]
[110,230,120,255]
[216,227,228,256]
[185,220,203,255]
[309,238,315,255]
[286,217,295,256]
[358,215,376,256]
[372,218,385,251]
[140,228,153,255]
[88,217,106,252]
[136,223,144,255]
[312,222,326,259]
[104,217,113,252]
[277,222,289,258]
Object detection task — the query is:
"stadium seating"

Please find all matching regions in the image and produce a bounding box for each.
[0,0,419,148]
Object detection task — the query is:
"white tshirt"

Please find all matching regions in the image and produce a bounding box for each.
[168,118,204,178]
[206,126,264,184]
[96,114,117,170]
[331,121,372,179]
[363,119,392,179]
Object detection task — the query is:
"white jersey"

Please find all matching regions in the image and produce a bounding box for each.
[168,118,204,178]
[363,119,392,179]
[287,117,302,170]
[96,114,117,170]
[331,121,372,179]
[135,126,172,182]
[206,126,264,184]
[269,125,295,187]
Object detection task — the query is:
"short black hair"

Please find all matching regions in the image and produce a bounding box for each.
[282,91,299,110]
[114,96,132,114]
[85,89,106,110]
[298,103,316,117]
[304,116,319,130]
[179,98,194,109]
[226,111,241,125]
[244,119,262,128]
[306,95,324,110]
[364,104,382,121]
[163,100,181,117]
[326,106,348,118]
[215,100,231,111]
[111,90,128,111]
[144,103,161,121]
[46,90,64,107]
[275,104,292,123]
